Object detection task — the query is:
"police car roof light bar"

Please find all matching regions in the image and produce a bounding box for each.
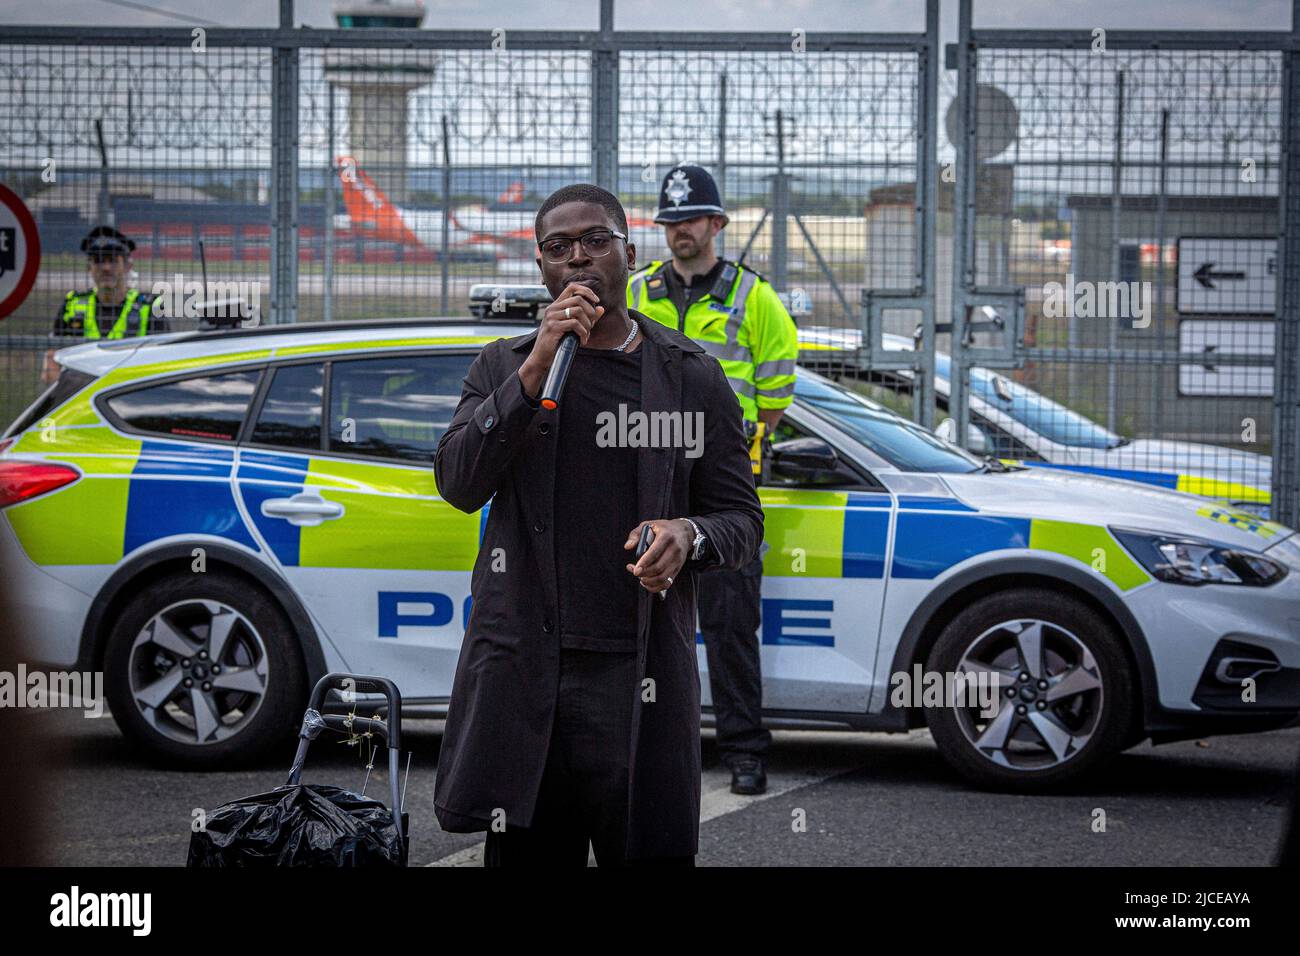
[467,283,554,322]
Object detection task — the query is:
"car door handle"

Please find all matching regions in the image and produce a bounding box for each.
[260,493,345,527]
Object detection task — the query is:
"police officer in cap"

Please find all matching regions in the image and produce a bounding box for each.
[627,164,799,795]
[54,226,166,341]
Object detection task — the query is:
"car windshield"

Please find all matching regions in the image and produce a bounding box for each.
[932,353,1123,450]
[794,372,982,473]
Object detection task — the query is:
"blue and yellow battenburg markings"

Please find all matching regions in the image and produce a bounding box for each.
[237,450,309,565]
[761,488,1150,592]
[1195,505,1283,540]
[759,489,891,579]
[1007,459,1270,509]
[236,449,479,571]
[5,437,262,563]
[125,441,257,553]
[7,430,1153,599]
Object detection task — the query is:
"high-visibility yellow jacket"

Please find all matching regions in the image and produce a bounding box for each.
[57,289,155,339]
[627,260,798,424]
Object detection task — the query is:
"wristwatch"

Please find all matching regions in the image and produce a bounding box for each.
[683,517,708,562]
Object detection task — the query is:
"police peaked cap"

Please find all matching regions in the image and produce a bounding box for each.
[81,225,135,256]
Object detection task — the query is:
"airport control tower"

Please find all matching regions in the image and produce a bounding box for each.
[326,1,436,204]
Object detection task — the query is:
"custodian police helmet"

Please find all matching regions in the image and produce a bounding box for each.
[654,164,729,227]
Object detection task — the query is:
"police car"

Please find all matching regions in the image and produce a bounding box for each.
[800,326,1274,517]
[2,299,1298,791]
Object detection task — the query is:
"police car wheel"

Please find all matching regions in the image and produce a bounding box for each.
[922,588,1134,792]
[103,572,306,768]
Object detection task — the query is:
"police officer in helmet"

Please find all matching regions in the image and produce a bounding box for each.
[628,164,799,795]
[53,226,166,341]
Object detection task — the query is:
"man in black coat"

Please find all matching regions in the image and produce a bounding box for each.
[433,183,764,865]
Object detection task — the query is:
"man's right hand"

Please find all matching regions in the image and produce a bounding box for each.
[518,283,604,399]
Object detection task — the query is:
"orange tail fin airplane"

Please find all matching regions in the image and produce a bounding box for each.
[336,156,658,254]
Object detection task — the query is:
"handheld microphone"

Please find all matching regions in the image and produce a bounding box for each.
[540,332,578,410]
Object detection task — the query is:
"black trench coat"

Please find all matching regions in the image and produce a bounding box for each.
[431,313,764,859]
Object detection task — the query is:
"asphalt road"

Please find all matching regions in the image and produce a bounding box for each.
[20,706,1298,867]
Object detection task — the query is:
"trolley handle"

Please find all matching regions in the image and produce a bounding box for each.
[285,673,406,851]
[306,672,403,751]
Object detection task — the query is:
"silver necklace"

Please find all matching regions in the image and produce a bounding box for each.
[612,319,638,352]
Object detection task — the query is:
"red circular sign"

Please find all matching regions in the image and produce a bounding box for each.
[0,183,41,320]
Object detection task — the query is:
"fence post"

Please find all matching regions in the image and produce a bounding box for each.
[915,0,940,430]
[770,109,789,293]
[1106,69,1125,434]
[590,0,619,191]
[1272,3,1300,527]
[441,114,452,316]
[323,81,335,324]
[717,70,727,260]
[270,0,299,325]
[949,0,977,445]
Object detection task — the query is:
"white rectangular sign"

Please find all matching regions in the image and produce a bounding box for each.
[1176,237,1277,315]
[1178,319,1274,397]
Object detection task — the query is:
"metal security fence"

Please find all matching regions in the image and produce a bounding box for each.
[297,44,596,322]
[0,41,275,425]
[0,0,942,428]
[946,0,1300,524]
[620,48,924,319]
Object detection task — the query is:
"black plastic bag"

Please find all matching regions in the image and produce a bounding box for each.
[187,782,403,867]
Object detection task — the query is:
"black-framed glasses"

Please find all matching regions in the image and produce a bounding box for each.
[538,229,627,263]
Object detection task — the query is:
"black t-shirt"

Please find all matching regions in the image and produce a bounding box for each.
[553,342,644,652]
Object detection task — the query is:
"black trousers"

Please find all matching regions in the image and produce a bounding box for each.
[482,647,694,867]
[696,552,772,766]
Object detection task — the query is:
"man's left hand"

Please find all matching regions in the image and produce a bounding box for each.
[623,518,693,593]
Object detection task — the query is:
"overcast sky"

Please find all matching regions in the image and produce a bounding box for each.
[0,0,1293,34]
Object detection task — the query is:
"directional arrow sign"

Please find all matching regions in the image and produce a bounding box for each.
[1191,262,1246,289]
[1178,319,1273,396]
[1177,237,1276,315]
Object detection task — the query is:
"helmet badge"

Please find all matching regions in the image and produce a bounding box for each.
[665,169,692,208]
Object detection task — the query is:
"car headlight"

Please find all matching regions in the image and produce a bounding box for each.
[1111,528,1287,587]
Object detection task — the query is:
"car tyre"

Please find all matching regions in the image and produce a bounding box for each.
[923,588,1134,792]
[103,571,306,768]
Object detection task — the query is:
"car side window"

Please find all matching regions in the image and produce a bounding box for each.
[327,353,474,464]
[249,363,323,451]
[972,414,1043,461]
[104,369,260,443]
[764,417,873,489]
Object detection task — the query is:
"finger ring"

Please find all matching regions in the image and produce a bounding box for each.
[564,307,571,319]
[666,576,673,586]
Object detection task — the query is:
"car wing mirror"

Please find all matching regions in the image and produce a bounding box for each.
[771,436,839,480]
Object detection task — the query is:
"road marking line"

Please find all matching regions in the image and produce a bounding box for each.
[698,767,833,824]
[428,842,485,867]
[426,764,848,867]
